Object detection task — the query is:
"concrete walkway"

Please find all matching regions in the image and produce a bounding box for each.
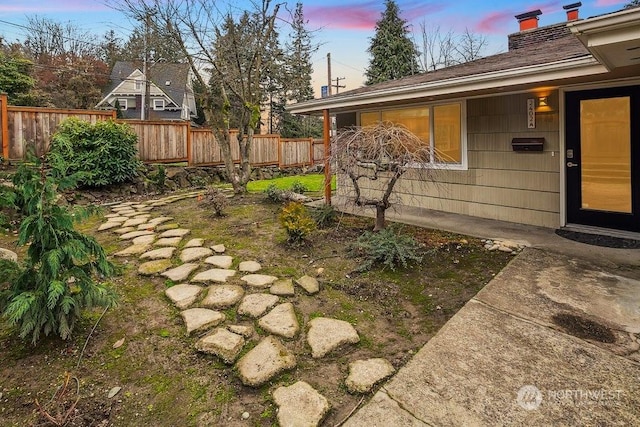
[340,205,640,426]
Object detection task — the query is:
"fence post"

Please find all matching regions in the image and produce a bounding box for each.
[186,121,192,166]
[1,93,8,160]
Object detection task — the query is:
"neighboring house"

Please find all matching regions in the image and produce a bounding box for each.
[96,61,197,121]
[289,5,640,233]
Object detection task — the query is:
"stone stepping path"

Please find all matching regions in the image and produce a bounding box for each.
[97,191,393,426]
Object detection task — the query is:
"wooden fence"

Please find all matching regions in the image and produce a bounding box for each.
[0,94,322,168]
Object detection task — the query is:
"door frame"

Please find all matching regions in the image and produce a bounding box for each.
[563,83,640,231]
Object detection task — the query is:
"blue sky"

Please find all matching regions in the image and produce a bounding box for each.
[0,0,630,96]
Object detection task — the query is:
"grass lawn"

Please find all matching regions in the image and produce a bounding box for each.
[247,173,336,194]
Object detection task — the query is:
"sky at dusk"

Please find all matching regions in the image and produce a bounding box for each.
[0,0,631,96]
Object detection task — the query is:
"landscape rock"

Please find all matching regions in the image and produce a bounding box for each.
[258,303,299,339]
[239,261,261,273]
[0,248,18,263]
[114,243,151,256]
[241,274,279,288]
[195,328,245,364]
[159,228,191,238]
[161,263,199,282]
[204,255,234,269]
[184,238,204,248]
[181,308,225,335]
[273,381,330,427]
[191,268,236,283]
[270,279,295,296]
[154,237,183,247]
[211,244,226,253]
[201,285,244,308]
[236,336,296,387]
[140,247,175,260]
[180,247,213,263]
[296,275,320,294]
[307,317,360,358]
[138,259,173,276]
[345,358,395,393]
[165,284,202,309]
[237,293,279,318]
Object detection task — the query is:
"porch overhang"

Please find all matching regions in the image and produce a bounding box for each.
[568,7,640,71]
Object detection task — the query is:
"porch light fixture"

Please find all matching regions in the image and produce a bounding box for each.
[538,96,548,107]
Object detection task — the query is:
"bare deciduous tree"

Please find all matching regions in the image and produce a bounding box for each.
[332,123,437,231]
[418,23,487,72]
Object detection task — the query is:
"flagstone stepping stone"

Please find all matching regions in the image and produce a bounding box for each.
[239,261,261,273]
[159,228,190,238]
[295,275,320,295]
[184,238,204,248]
[120,230,155,240]
[122,218,148,228]
[192,268,236,284]
[236,336,296,387]
[211,244,226,253]
[156,223,179,231]
[238,293,279,318]
[270,279,295,296]
[241,274,278,288]
[307,317,360,358]
[345,358,395,394]
[161,263,199,282]
[180,247,213,263]
[104,213,121,218]
[114,243,151,256]
[98,222,122,231]
[136,207,153,213]
[258,303,299,338]
[138,259,173,276]
[137,223,156,231]
[165,283,202,309]
[114,227,136,234]
[273,381,330,427]
[148,216,173,226]
[108,216,130,222]
[140,247,175,260]
[201,285,244,308]
[155,237,183,247]
[181,308,225,335]
[132,235,156,245]
[204,255,234,269]
[132,214,151,220]
[227,324,254,338]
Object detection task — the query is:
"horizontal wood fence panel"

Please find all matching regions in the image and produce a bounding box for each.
[7,107,115,159]
[124,120,188,162]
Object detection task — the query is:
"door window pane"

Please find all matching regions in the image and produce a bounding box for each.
[580,97,631,213]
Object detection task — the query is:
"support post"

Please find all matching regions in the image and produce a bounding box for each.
[1,93,8,160]
[323,109,331,205]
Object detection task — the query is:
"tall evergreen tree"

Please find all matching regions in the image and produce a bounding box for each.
[625,0,640,8]
[365,0,420,85]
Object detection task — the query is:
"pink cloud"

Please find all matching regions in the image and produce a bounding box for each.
[594,0,626,6]
[306,1,445,31]
[0,0,108,13]
[474,1,566,34]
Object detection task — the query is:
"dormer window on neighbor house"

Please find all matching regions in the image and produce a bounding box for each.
[153,99,165,111]
[135,79,142,91]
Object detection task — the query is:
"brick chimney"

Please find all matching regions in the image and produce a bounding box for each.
[563,2,582,21]
[515,9,542,31]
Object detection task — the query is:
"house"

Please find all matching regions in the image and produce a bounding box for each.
[96,61,197,121]
[289,4,640,233]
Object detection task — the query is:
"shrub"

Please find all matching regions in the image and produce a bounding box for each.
[310,204,337,228]
[200,186,230,216]
[289,180,307,194]
[348,225,423,272]
[0,156,117,344]
[279,202,316,244]
[48,117,141,187]
[264,183,284,203]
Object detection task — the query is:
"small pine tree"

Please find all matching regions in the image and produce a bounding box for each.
[365,0,421,85]
[0,156,117,344]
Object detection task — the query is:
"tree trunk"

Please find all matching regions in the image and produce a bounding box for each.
[374,204,386,231]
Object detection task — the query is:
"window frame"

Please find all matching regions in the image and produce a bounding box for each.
[117,98,128,110]
[134,79,142,91]
[153,99,165,111]
[358,100,467,170]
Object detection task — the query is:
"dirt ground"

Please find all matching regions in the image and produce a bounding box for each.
[0,191,514,426]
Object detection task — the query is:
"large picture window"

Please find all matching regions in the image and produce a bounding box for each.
[359,102,465,168]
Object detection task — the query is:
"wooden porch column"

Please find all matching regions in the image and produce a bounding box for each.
[1,93,8,161]
[323,109,331,205]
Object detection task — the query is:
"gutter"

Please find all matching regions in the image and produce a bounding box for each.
[288,56,605,115]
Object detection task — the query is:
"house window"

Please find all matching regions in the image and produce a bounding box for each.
[359,102,466,168]
[153,99,165,111]
[117,98,128,110]
[135,80,142,91]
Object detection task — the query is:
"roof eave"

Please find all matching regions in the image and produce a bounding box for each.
[288,56,604,115]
